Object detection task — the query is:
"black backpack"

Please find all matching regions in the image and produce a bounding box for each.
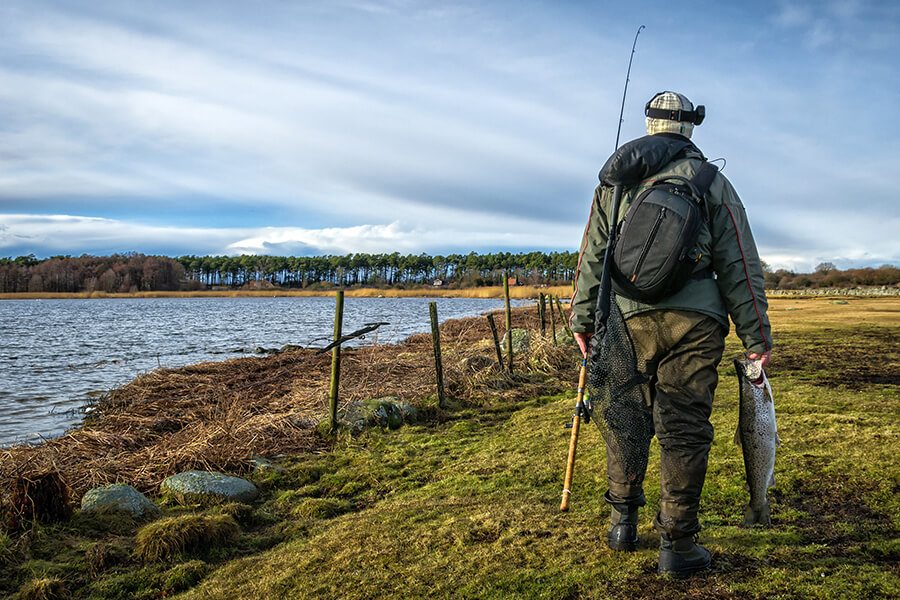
[609,161,718,304]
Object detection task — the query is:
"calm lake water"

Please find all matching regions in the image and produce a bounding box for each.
[0,296,525,447]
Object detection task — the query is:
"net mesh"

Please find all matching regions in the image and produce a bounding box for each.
[587,296,654,490]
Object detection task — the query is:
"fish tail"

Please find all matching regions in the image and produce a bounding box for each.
[742,502,771,527]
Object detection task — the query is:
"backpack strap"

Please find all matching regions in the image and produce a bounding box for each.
[689,161,719,197]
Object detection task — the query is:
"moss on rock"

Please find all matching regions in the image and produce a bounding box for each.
[160,471,259,507]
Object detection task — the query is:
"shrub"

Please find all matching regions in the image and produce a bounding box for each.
[134,514,239,562]
[13,578,69,600]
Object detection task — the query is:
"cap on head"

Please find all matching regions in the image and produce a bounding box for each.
[645,91,705,139]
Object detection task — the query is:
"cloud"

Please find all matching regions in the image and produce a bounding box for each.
[0,213,581,258]
[0,1,898,269]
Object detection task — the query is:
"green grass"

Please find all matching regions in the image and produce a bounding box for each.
[1,298,897,599]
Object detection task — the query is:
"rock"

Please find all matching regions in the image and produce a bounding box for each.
[501,328,530,354]
[340,397,417,431]
[81,484,160,519]
[556,327,575,346]
[160,471,259,506]
[832,300,849,305]
[249,456,284,473]
[459,355,497,373]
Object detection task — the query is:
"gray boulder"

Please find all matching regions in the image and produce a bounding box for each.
[501,328,530,354]
[340,397,417,431]
[81,484,160,519]
[161,471,259,506]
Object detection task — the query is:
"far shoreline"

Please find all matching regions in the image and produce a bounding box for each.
[0,285,572,301]
[1,284,897,301]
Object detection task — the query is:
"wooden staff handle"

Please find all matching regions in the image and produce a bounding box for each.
[560,359,588,512]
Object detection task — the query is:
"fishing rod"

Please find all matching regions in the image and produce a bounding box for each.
[615,25,645,151]
[561,24,645,513]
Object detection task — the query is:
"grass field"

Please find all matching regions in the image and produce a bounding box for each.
[1,297,897,599]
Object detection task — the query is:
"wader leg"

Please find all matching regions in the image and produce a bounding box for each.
[651,317,724,539]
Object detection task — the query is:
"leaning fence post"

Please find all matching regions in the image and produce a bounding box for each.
[504,271,513,373]
[329,290,344,431]
[556,296,573,338]
[538,292,547,337]
[429,301,446,408]
[487,313,503,369]
[549,292,558,345]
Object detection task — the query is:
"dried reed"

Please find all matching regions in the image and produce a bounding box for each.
[0,307,575,517]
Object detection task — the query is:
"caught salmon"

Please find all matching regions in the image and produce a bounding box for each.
[734,358,779,526]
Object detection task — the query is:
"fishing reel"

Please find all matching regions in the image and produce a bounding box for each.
[564,392,593,427]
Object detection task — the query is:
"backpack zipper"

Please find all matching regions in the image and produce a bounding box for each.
[629,207,666,282]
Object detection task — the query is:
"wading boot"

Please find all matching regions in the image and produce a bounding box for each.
[658,534,711,576]
[606,506,639,551]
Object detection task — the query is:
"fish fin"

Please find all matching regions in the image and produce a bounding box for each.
[733,426,742,446]
[775,433,782,447]
[742,503,772,527]
[769,472,776,488]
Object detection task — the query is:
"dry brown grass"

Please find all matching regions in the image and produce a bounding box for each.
[0,305,575,509]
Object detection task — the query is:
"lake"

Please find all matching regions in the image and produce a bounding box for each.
[0,296,525,447]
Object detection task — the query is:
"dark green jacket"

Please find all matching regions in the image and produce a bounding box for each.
[570,138,773,354]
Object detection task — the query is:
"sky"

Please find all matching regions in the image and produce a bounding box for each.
[0,0,898,271]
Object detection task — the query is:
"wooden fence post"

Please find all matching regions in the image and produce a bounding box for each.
[539,292,546,336]
[549,292,558,345]
[329,290,344,431]
[504,272,513,373]
[487,313,503,369]
[429,301,446,408]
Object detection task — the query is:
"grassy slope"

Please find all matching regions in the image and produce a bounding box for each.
[3,298,897,599]
[176,298,899,600]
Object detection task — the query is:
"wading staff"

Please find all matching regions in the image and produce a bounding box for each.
[559,184,623,512]
[560,356,588,511]
[559,24,642,512]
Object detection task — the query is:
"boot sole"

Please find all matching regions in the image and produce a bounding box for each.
[657,559,712,577]
[606,538,638,552]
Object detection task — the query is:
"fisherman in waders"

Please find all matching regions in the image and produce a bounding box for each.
[570,91,773,575]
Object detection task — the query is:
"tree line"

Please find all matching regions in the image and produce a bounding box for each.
[0,253,897,294]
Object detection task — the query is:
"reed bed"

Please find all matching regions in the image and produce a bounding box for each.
[0,306,576,512]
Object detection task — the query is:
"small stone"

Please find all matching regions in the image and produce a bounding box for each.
[459,355,496,373]
[249,456,284,473]
[557,328,575,345]
[161,471,259,506]
[81,484,160,519]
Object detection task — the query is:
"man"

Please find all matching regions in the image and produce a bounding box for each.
[570,91,773,575]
